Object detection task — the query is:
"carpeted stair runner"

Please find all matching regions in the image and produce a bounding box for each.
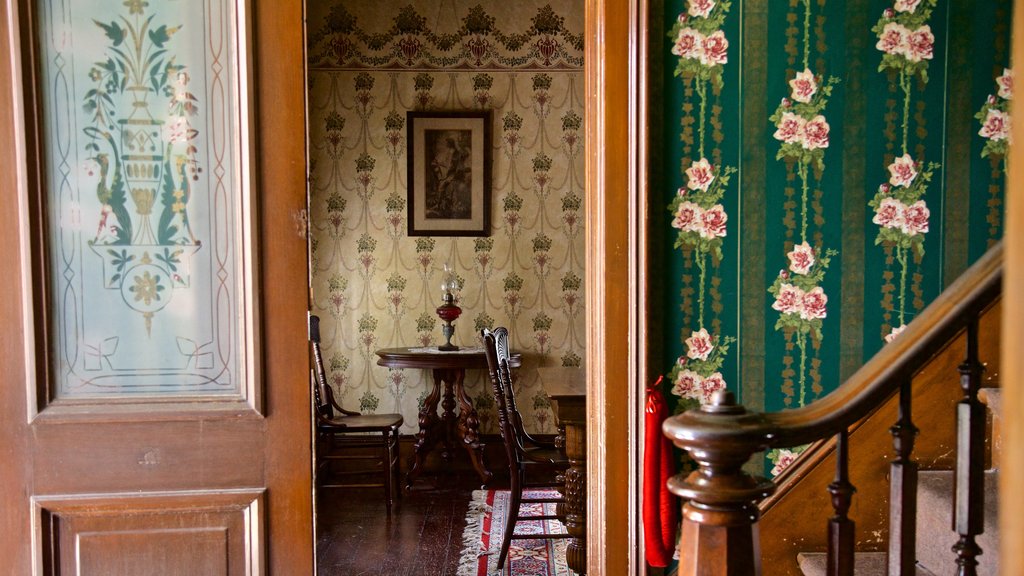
[797,552,935,576]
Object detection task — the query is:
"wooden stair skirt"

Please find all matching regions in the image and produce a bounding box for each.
[662,243,1003,576]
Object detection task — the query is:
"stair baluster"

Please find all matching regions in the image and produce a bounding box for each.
[888,377,919,576]
[826,429,855,576]
[952,317,985,575]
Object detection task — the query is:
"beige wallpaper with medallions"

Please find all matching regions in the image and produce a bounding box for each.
[306,0,585,435]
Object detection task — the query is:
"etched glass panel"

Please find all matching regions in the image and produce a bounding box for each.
[37,0,251,398]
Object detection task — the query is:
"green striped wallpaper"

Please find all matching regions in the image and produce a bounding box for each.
[656,0,1011,474]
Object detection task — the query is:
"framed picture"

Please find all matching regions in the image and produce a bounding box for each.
[407,111,492,236]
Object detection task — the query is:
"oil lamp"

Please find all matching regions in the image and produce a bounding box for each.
[436,263,462,351]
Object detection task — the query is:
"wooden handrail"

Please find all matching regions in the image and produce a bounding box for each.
[662,241,1003,575]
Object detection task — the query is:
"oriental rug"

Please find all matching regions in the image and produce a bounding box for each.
[456,489,571,576]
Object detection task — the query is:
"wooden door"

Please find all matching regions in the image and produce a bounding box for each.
[0,0,313,573]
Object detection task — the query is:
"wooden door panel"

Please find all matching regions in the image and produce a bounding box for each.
[37,490,262,576]
[1,0,312,572]
[31,419,266,493]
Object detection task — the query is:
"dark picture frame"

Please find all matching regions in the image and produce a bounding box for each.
[407,110,492,236]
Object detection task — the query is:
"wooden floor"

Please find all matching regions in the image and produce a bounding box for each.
[315,471,502,576]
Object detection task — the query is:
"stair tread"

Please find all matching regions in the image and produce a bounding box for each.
[797,552,935,576]
[916,470,999,576]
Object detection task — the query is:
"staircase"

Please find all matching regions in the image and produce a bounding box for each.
[662,243,1004,576]
[795,389,1002,576]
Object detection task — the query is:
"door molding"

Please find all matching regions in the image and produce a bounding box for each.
[585,0,649,573]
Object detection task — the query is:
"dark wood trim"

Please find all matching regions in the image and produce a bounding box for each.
[13,0,55,415]
[255,0,314,571]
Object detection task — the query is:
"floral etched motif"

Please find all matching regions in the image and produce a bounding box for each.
[80,1,204,334]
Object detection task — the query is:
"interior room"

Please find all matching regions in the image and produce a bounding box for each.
[3,0,1024,575]
[305,1,586,574]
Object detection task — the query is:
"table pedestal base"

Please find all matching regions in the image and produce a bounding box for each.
[405,367,491,490]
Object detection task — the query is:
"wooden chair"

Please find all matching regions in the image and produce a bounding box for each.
[309,314,403,512]
[481,327,570,570]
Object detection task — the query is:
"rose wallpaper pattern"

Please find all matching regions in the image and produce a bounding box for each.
[659,0,1011,475]
[306,1,585,435]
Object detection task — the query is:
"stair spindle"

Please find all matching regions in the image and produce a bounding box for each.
[952,317,985,575]
[826,429,855,576]
[888,377,919,576]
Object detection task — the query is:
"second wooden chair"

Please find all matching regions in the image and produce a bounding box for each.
[481,326,570,570]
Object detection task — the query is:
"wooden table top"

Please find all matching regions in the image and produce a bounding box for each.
[375,346,521,370]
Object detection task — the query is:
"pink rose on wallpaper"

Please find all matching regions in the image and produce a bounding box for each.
[998,68,1014,100]
[687,0,715,19]
[672,27,705,61]
[789,69,818,103]
[873,197,905,229]
[906,26,935,63]
[701,31,729,66]
[876,22,909,56]
[685,328,715,361]
[672,369,702,398]
[980,109,1012,142]
[770,448,799,477]
[774,112,806,144]
[885,324,907,343]
[901,200,930,236]
[801,115,830,150]
[894,0,922,13]
[700,372,726,404]
[700,204,728,238]
[800,286,828,320]
[685,158,716,192]
[676,186,688,198]
[672,201,703,232]
[772,283,805,315]
[787,242,816,275]
[888,154,918,187]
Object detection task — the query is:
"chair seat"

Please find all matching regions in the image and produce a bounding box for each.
[320,413,403,433]
[523,445,569,466]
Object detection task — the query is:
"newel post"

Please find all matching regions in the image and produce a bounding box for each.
[663,390,776,576]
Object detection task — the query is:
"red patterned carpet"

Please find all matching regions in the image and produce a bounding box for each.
[457,489,570,576]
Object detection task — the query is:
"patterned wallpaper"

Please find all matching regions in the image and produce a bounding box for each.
[658,0,1011,474]
[306,1,585,435]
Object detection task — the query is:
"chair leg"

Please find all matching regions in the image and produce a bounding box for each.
[383,430,394,513]
[392,430,402,501]
[498,465,523,570]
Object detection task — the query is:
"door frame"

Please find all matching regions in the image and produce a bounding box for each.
[585,0,649,574]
